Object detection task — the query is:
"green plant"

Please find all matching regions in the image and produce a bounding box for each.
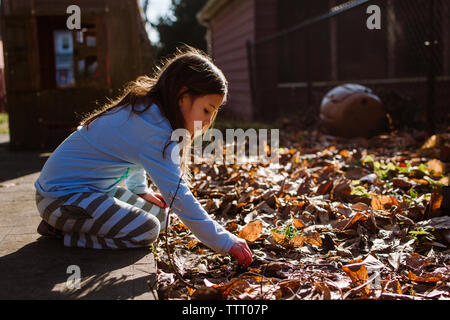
[151,243,158,256]
[0,113,8,134]
[404,188,421,206]
[373,161,397,180]
[423,176,445,188]
[272,222,298,241]
[409,226,435,242]
[351,185,371,198]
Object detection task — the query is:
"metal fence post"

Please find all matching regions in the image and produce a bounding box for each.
[246,40,257,121]
[427,0,437,132]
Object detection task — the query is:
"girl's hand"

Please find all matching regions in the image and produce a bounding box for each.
[229,238,253,267]
[138,192,168,208]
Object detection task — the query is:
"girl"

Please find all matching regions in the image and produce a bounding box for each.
[34,46,252,267]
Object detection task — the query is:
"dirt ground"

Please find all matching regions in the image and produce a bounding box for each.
[0,132,158,300]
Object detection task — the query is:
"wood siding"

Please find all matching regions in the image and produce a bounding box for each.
[1,0,155,150]
[209,0,255,120]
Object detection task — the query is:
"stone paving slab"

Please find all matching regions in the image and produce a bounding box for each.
[0,138,158,300]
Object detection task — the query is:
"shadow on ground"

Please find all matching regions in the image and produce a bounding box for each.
[0,141,49,183]
[0,237,156,299]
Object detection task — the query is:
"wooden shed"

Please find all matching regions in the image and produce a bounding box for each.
[1,0,155,150]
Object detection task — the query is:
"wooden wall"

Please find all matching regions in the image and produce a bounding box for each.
[1,0,155,150]
[209,0,256,121]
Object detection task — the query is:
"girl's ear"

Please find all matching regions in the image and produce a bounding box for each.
[177,86,191,109]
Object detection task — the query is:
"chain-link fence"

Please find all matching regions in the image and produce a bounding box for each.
[248,0,449,132]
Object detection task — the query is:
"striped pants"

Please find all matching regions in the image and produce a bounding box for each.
[35,186,168,249]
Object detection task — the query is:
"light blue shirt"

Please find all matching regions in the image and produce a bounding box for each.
[34,103,238,253]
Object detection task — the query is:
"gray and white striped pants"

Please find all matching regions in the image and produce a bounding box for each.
[35,186,168,249]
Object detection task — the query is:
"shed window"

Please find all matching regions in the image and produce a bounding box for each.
[73,25,101,87]
[54,30,75,88]
[37,16,106,90]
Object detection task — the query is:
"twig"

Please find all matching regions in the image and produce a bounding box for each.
[162,173,197,289]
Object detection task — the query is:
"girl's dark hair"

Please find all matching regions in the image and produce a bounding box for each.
[79,45,228,184]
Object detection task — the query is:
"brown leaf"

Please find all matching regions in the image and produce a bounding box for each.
[339,149,351,158]
[271,230,286,245]
[187,287,196,296]
[438,176,449,186]
[317,180,334,195]
[351,202,370,211]
[290,235,306,247]
[426,159,445,177]
[407,271,445,283]
[410,178,429,186]
[342,259,370,296]
[403,253,431,271]
[293,218,306,229]
[393,280,403,294]
[305,231,322,246]
[186,239,199,250]
[238,221,262,242]
[275,280,302,299]
[421,134,439,150]
[216,278,251,298]
[393,178,413,190]
[426,192,444,219]
[173,221,188,232]
[345,168,370,180]
[332,181,352,201]
[226,221,238,232]
[371,194,399,211]
[340,211,368,230]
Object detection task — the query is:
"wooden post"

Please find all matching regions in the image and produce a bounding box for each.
[329,0,338,81]
[443,1,450,76]
[427,0,436,132]
[386,0,396,78]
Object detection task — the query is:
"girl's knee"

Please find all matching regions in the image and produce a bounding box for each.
[130,214,161,245]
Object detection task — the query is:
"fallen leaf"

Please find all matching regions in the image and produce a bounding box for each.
[187,287,196,296]
[238,221,263,242]
[217,278,252,298]
[407,271,445,283]
[403,253,431,271]
[371,194,399,211]
[339,149,351,158]
[226,221,239,232]
[342,259,370,296]
[421,134,439,150]
[426,159,445,177]
[271,230,286,244]
[393,178,413,190]
[317,180,334,195]
[172,221,188,232]
[290,235,306,247]
[340,211,368,230]
[293,218,306,229]
[173,249,201,276]
[426,192,444,218]
[185,239,199,250]
[410,178,429,186]
[305,231,322,246]
[351,202,370,211]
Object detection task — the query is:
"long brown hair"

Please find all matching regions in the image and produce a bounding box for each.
[79,45,228,184]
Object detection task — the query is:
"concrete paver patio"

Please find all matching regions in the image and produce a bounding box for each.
[0,134,158,300]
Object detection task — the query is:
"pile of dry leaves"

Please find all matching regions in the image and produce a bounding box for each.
[151,124,449,300]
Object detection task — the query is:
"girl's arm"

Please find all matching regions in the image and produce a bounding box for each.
[126,166,167,208]
[125,166,149,195]
[138,141,240,254]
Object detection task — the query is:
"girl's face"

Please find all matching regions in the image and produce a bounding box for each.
[178,87,224,138]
